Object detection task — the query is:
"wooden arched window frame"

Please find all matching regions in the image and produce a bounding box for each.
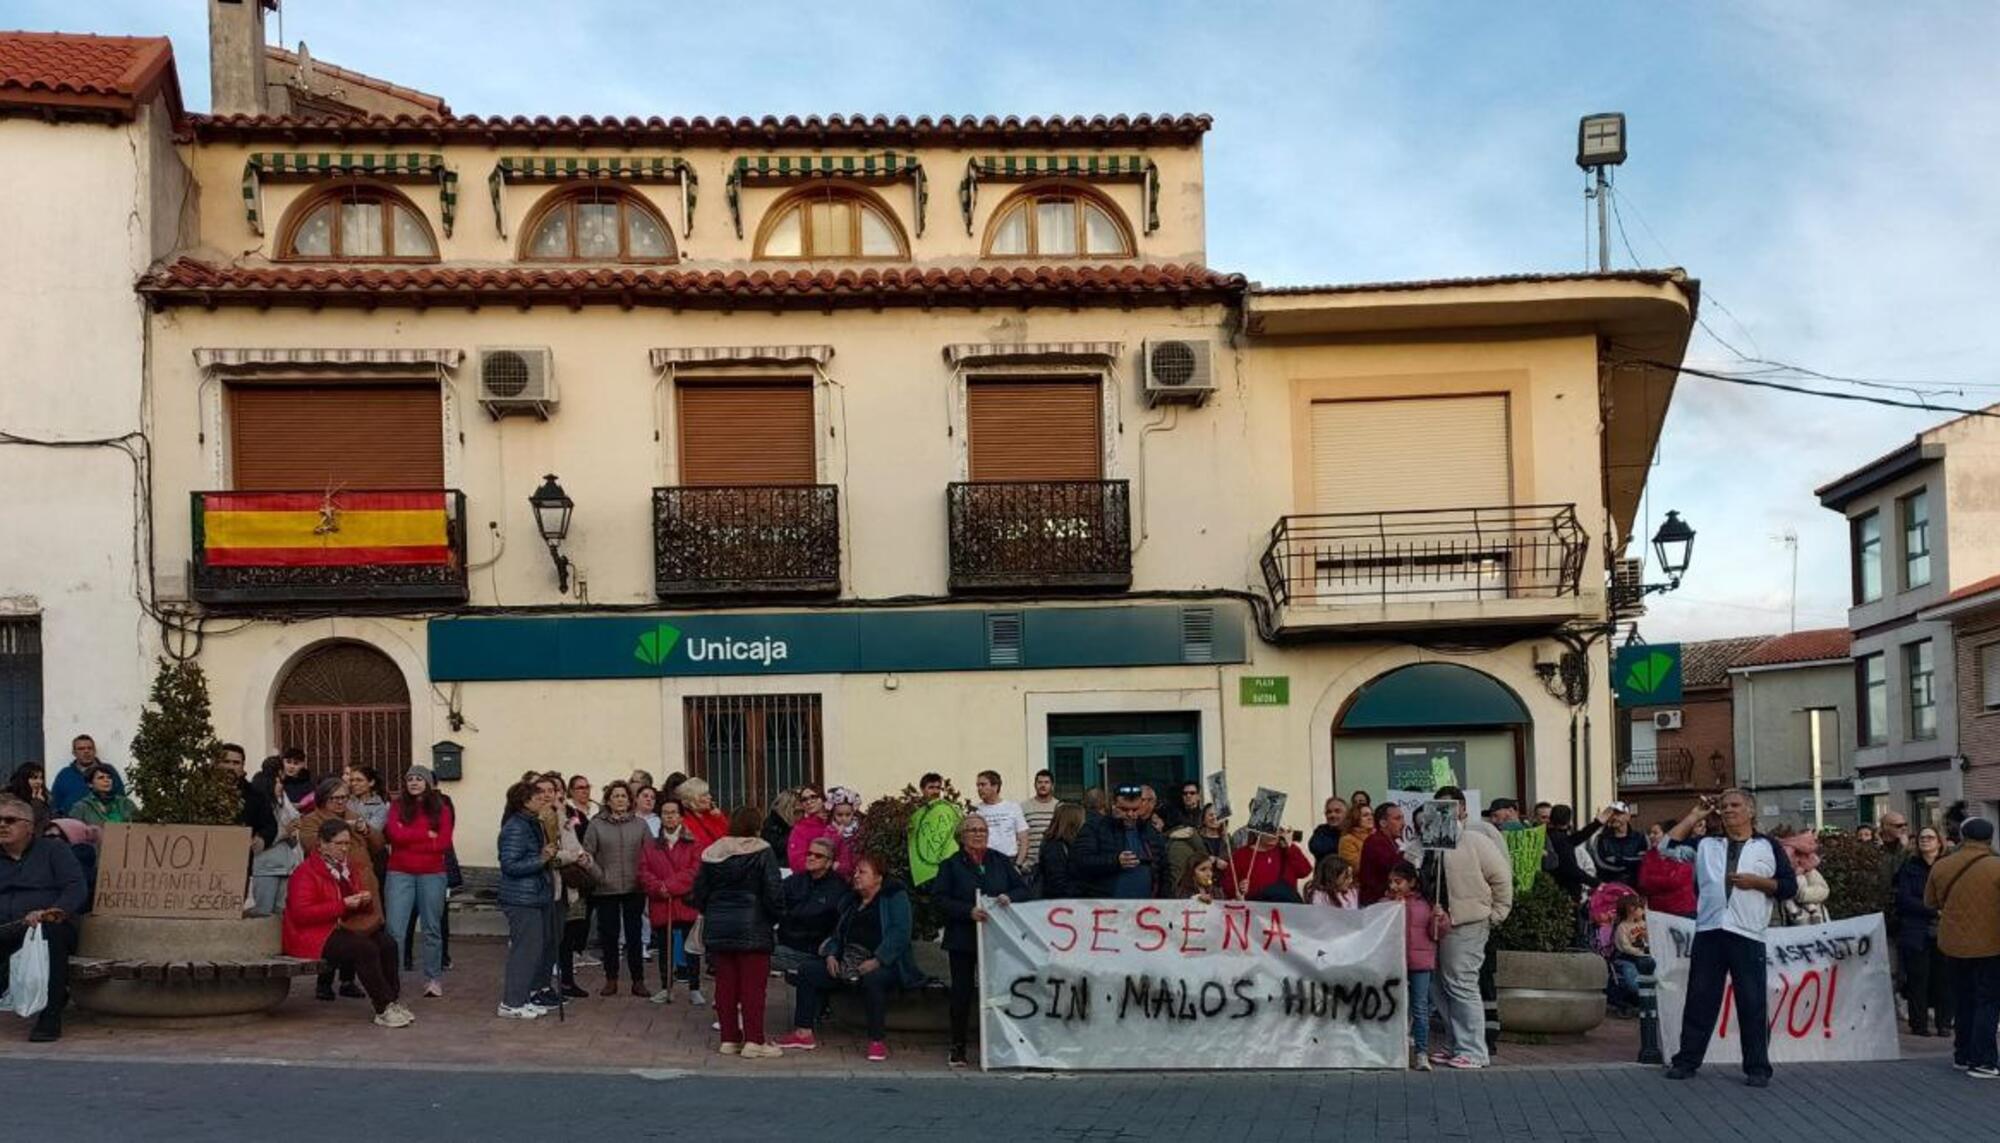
[753,184,910,260]
[279,183,439,262]
[520,186,676,263]
[981,181,1135,259]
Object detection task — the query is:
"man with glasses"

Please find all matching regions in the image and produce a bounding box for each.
[0,793,86,1041]
[775,837,848,977]
[1075,785,1165,899]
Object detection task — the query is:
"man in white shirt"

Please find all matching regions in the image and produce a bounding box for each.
[973,770,1029,861]
[1660,788,1798,1089]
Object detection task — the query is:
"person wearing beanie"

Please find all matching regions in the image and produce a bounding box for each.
[1927,816,2000,1078]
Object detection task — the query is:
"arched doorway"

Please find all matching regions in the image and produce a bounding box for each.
[274,641,412,786]
[1332,662,1531,804]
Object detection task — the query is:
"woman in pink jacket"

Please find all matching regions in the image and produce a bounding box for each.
[383,766,455,998]
[785,786,838,874]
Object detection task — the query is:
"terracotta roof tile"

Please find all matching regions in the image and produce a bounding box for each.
[137,258,1246,311]
[1730,627,1852,669]
[1251,269,1689,296]
[1679,635,1771,689]
[0,31,179,119]
[184,112,1212,148]
[264,45,451,117]
[1942,573,2000,605]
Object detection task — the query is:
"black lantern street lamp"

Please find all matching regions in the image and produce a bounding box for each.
[529,473,574,593]
[1650,509,1696,590]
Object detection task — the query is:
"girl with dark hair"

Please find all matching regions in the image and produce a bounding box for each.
[495,780,556,1019]
[345,765,389,832]
[384,766,454,998]
[4,763,47,811]
[691,803,784,1058]
[249,755,304,916]
[1386,860,1449,1070]
[1305,854,1358,908]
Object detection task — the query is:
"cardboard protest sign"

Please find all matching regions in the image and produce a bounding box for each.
[980,899,1408,1070]
[1386,789,1479,855]
[1206,771,1232,821]
[1245,787,1288,835]
[93,823,251,919]
[1652,911,1899,1064]
[1501,824,1548,892]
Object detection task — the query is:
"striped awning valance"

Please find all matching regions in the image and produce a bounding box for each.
[488,156,698,239]
[241,153,459,237]
[195,347,465,371]
[649,345,835,370]
[959,155,1159,235]
[725,153,927,238]
[943,341,1124,367]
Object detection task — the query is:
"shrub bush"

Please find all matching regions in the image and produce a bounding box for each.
[1496,871,1582,953]
[129,658,240,826]
[855,779,968,942]
[1817,830,1891,921]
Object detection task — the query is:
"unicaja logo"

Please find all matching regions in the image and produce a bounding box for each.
[685,636,789,667]
[633,623,682,666]
[1622,650,1676,697]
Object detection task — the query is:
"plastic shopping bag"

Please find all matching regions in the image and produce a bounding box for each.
[1,926,50,1018]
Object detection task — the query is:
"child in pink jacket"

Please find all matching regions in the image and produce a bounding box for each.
[1387,860,1450,1071]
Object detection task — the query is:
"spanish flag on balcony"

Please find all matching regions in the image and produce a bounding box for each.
[198,492,453,567]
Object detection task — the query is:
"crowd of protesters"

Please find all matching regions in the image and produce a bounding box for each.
[6,739,1999,1079]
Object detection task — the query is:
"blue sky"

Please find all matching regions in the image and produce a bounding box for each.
[16,1,2000,640]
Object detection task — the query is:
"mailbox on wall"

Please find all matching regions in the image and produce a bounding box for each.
[431,740,464,782]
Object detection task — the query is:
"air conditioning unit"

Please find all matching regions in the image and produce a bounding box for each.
[1653,710,1683,731]
[476,347,557,418]
[1610,557,1647,618]
[1141,338,1216,406]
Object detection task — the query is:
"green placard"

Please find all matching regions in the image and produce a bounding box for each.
[1239,676,1290,706]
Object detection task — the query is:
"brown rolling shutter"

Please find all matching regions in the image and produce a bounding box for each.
[1309,395,1511,514]
[229,382,445,491]
[967,379,1102,481]
[677,381,817,486]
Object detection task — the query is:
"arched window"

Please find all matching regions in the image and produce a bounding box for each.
[983,184,1133,258]
[274,640,413,787]
[523,187,675,262]
[755,186,908,260]
[282,186,438,261]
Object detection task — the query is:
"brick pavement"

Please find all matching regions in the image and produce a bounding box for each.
[2,936,1955,1077]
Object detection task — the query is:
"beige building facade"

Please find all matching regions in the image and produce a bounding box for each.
[124,23,1696,865]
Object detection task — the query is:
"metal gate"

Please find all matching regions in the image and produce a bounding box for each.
[683,693,822,813]
[0,618,42,782]
[274,641,411,785]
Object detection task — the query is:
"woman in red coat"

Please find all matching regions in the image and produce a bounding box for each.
[1637,819,1697,916]
[638,797,703,1004]
[679,778,731,848]
[285,819,411,1027]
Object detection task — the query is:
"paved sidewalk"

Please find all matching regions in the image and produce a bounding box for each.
[1,937,1954,1076]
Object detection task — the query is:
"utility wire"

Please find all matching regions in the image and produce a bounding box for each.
[1635,362,2000,418]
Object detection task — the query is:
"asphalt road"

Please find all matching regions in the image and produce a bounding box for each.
[6,1056,1984,1140]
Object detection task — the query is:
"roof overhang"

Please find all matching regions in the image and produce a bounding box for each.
[1814,440,1944,511]
[1727,658,1851,677]
[1243,270,1698,547]
[1919,586,2000,623]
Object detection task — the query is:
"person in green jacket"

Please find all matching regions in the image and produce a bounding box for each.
[69,765,137,826]
[907,772,961,888]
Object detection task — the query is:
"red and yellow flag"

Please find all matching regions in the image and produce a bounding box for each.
[200,491,452,567]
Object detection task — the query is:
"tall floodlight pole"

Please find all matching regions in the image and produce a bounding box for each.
[1578,113,1627,272]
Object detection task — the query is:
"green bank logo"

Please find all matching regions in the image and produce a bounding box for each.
[1621,650,1676,697]
[633,623,683,667]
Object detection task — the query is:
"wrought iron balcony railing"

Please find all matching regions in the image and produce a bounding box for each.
[1260,503,1587,607]
[1618,747,1698,788]
[190,489,468,605]
[947,480,1132,592]
[653,485,841,598]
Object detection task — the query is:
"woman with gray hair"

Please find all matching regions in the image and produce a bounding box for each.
[929,813,1031,1068]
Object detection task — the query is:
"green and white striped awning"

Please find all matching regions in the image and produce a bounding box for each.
[724,153,927,238]
[241,152,459,237]
[959,155,1160,235]
[488,156,698,239]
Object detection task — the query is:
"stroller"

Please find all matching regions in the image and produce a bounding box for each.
[1588,882,1640,1015]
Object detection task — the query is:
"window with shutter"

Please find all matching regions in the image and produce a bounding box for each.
[676,381,817,486]
[966,378,1102,481]
[1982,641,2000,712]
[1308,395,1511,514]
[228,382,444,491]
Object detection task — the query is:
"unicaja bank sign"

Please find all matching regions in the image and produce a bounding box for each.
[633,623,790,669]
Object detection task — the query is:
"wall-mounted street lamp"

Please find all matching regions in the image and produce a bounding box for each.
[529,473,574,593]
[1648,510,1695,592]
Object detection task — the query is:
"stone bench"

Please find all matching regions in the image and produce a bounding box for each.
[69,955,324,984]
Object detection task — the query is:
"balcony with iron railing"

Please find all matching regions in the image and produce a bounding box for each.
[1617,746,1700,789]
[1258,503,1591,635]
[653,485,841,598]
[947,480,1132,592]
[190,489,469,605]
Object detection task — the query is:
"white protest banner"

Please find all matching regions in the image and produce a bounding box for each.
[978,898,1408,1070]
[1652,911,1899,1064]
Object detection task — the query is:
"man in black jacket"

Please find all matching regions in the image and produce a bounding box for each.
[1591,803,1648,888]
[1545,804,1607,900]
[0,793,88,1042]
[215,743,278,852]
[775,837,849,976]
[1074,785,1167,899]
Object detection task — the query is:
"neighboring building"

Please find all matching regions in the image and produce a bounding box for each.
[0,32,190,776]
[1921,574,2000,824]
[117,9,1697,864]
[1618,635,1763,827]
[1727,628,1858,832]
[1816,404,2000,826]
